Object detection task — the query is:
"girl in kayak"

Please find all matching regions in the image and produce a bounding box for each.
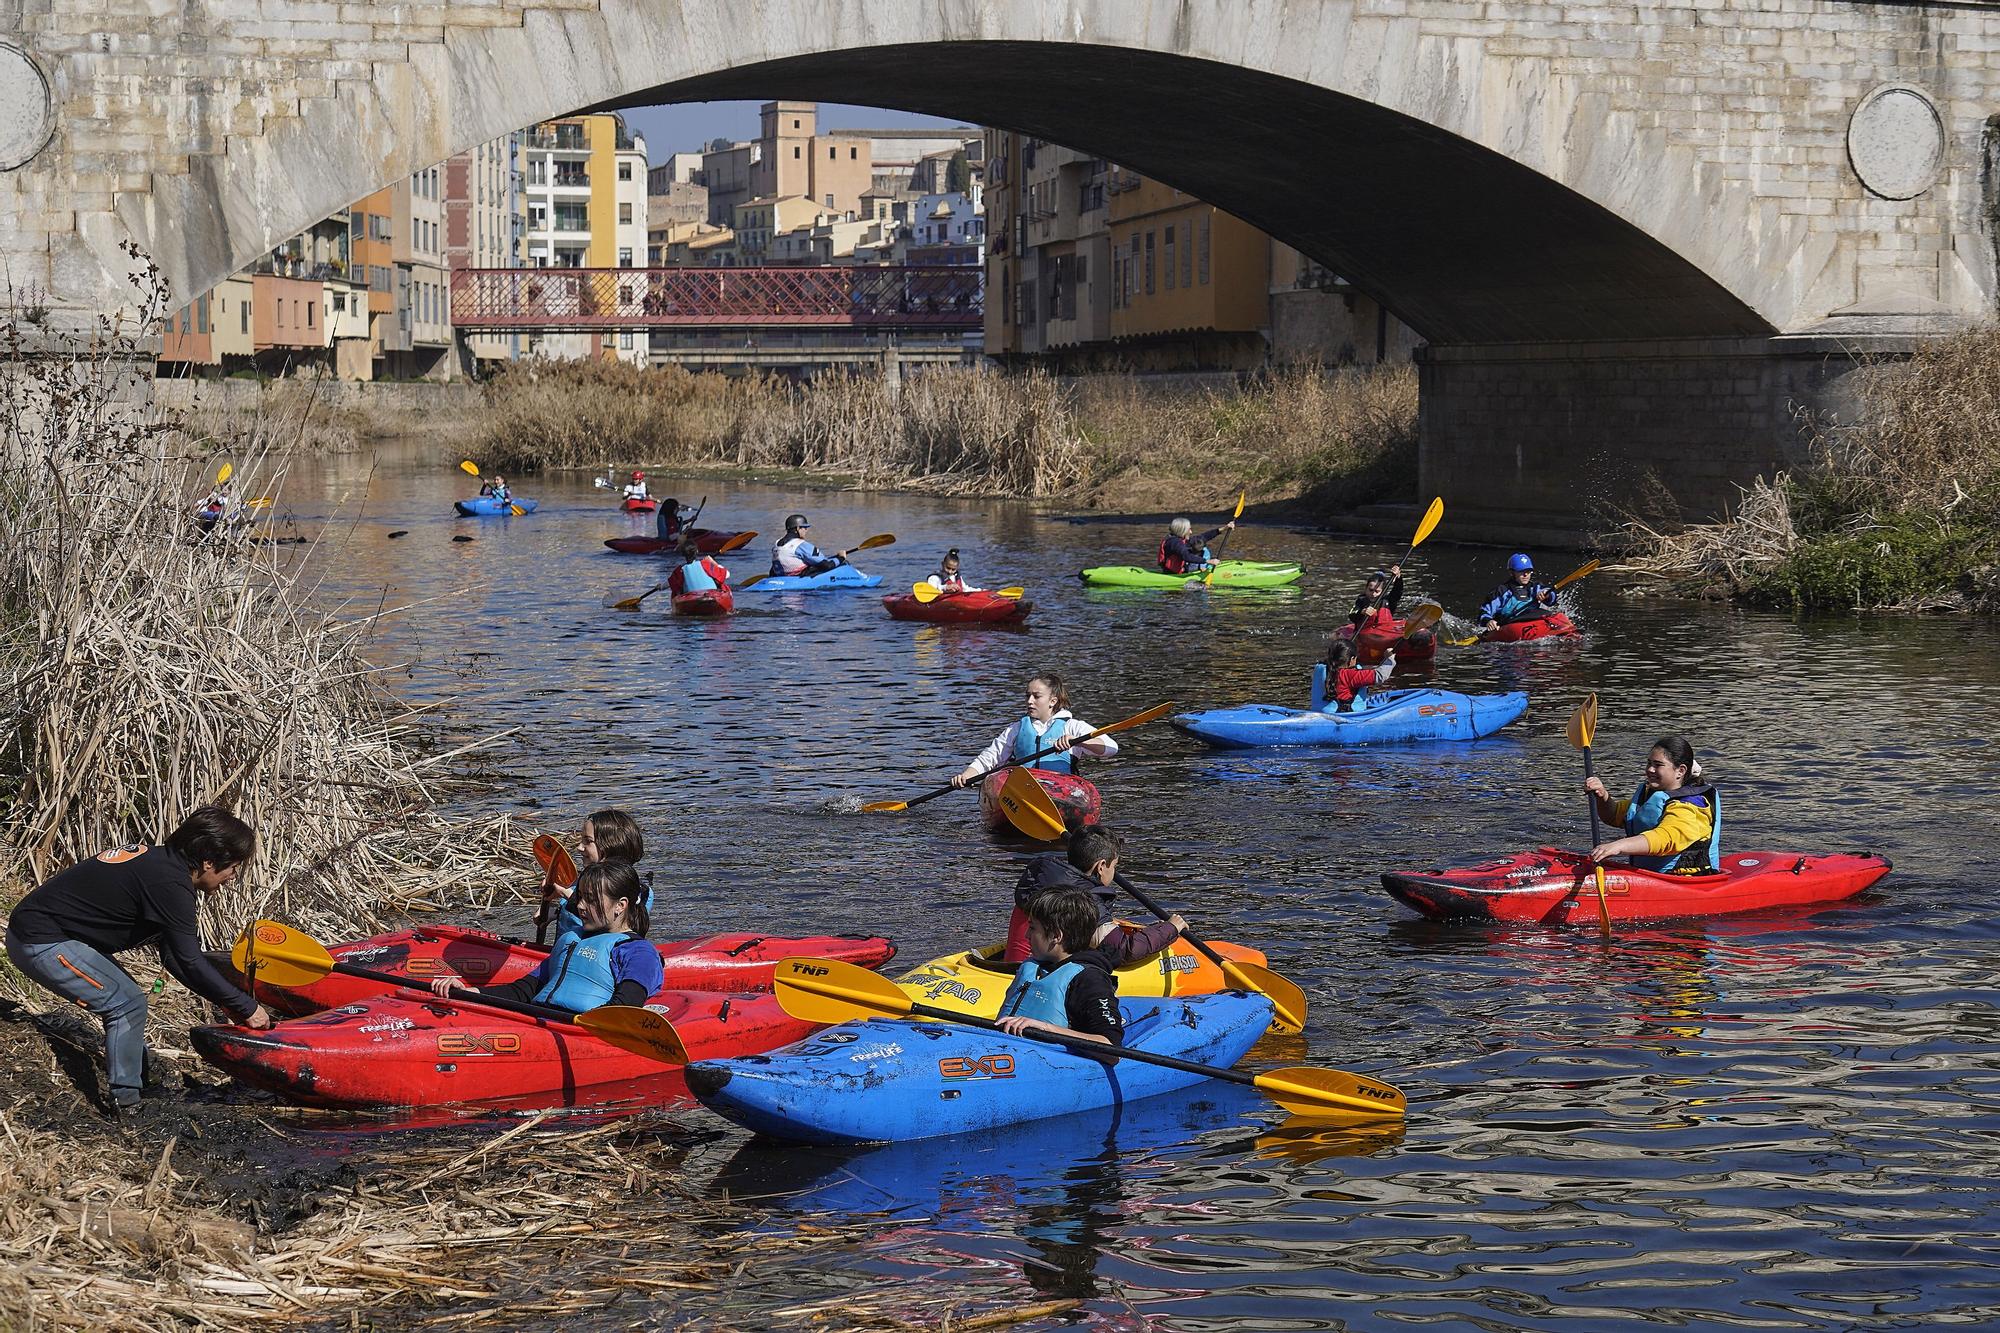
[1583,735,1721,872]
[1007,827,1186,964]
[1157,516,1235,575]
[995,886,1124,1047]
[1348,565,1404,631]
[1317,637,1395,711]
[669,533,730,598]
[540,808,648,939]
[950,673,1119,788]
[1477,553,1558,629]
[924,548,981,593]
[656,496,687,541]
[479,475,512,502]
[435,861,663,1012]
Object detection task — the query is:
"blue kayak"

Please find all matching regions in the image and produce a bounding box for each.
[1173,684,1528,748]
[454,496,537,516]
[685,992,1274,1145]
[746,565,882,592]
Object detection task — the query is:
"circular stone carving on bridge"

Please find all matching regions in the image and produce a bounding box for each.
[1847,84,1945,201]
[0,43,55,171]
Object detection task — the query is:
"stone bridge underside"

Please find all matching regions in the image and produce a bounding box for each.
[6,0,2000,530]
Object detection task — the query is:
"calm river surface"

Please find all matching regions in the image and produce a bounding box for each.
[275,443,2000,1330]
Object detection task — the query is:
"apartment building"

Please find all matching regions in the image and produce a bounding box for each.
[984,135,1112,361]
[734,195,826,264]
[445,132,526,369]
[697,102,876,226]
[904,187,986,267]
[520,112,647,363]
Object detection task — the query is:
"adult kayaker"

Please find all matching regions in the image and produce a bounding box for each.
[3,806,273,1116]
[1348,565,1404,631]
[994,887,1124,1047]
[434,861,663,1012]
[925,548,981,593]
[950,673,1120,788]
[770,513,856,577]
[669,534,730,598]
[1583,735,1721,872]
[1007,828,1186,965]
[1157,516,1235,575]
[621,470,649,503]
[1320,637,1395,712]
[540,808,649,940]
[1477,553,1558,629]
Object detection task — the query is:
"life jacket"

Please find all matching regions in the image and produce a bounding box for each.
[531,929,635,1011]
[1012,715,1073,774]
[675,557,719,594]
[1622,783,1722,872]
[1156,537,1211,575]
[772,534,811,575]
[1310,663,1377,713]
[931,572,966,592]
[656,508,683,540]
[998,959,1083,1027]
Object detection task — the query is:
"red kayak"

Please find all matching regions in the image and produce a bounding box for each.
[1381,846,1891,924]
[190,986,819,1108]
[672,587,734,617]
[621,497,659,514]
[1480,611,1577,643]
[605,531,748,556]
[979,767,1101,833]
[233,924,897,1017]
[1337,619,1437,665]
[882,590,1031,625]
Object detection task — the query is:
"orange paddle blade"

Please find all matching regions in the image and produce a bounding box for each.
[1565,694,1599,751]
[997,768,1066,841]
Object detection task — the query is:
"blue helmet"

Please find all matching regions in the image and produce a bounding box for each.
[1508,552,1534,573]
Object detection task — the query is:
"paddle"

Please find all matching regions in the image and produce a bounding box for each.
[1442,556,1599,646]
[216,462,233,485]
[1108,875,1309,1034]
[1566,694,1614,936]
[995,765,1069,841]
[530,833,579,948]
[458,457,524,515]
[231,921,687,1064]
[1200,491,1248,588]
[606,532,757,610]
[737,533,896,591]
[770,957,1405,1121]
[860,702,1172,814]
[1401,496,1444,566]
[912,582,1025,602]
[1398,602,1443,641]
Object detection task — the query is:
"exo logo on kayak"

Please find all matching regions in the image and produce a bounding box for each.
[1415,702,1458,717]
[437,1032,521,1056]
[399,956,497,980]
[939,1054,1016,1080]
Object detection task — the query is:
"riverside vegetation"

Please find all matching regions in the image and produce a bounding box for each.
[466,356,1420,515]
[1616,327,2000,612]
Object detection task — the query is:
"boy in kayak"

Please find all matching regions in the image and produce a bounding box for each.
[621,471,649,503]
[4,806,273,1115]
[950,673,1119,788]
[1157,517,1235,575]
[995,886,1124,1047]
[1477,553,1558,629]
[539,809,649,940]
[1319,637,1395,712]
[669,533,730,599]
[1583,735,1721,872]
[771,513,851,577]
[925,548,981,593]
[436,861,662,1013]
[1348,565,1404,631]
[1006,828,1187,965]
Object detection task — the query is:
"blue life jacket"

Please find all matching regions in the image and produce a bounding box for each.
[1623,782,1722,872]
[532,929,635,1011]
[555,880,656,940]
[1012,715,1074,774]
[678,557,718,593]
[998,959,1083,1027]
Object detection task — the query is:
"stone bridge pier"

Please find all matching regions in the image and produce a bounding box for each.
[4,0,2000,535]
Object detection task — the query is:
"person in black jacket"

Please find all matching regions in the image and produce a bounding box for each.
[5,806,271,1113]
[994,887,1125,1047]
[1006,828,1186,966]
[1347,564,1404,631]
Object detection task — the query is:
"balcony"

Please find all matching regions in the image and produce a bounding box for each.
[526,129,590,152]
[551,170,590,189]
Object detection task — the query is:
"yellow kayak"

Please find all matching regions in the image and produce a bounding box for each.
[896,935,1271,1019]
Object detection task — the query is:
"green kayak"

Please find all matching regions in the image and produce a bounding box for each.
[1078,560,1303,590]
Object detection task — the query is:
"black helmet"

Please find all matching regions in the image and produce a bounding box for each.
[786,513,809,532]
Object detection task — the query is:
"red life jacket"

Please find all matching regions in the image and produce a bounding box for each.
[1331,665,1379,709]
[1158,537,1188,575]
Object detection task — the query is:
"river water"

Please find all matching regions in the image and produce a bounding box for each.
[273,445,2000,1330]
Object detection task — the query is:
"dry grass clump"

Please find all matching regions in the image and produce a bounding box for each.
[0,264,505,940]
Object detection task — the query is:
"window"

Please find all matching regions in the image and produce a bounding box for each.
[241,303,249,334]
[828,146,836,160]
[1199,216,1211,285]
[825,193,833,208]
[1182,220,1194,289]
[179,306,191,333]
[792,118,800,129]
[1144,231,1155,295]
[618,203,632,225]
[849,147,857,160]
[793,146,801,160]
[617,247,632,267]
[196,297,208,334]
[1164,225,1176,291]
[307,300,315,328]
[619,331,633,350]
[618,162,632,181]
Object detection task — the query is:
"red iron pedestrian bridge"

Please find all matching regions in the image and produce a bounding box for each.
[449,266,983,332]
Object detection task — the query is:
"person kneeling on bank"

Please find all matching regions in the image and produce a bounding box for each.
[994,886,1125,1047]
[438,861,662,1013]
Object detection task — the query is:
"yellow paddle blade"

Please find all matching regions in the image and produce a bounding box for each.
[852,533,896,552]
[714,530,758,554]
[216,462,234,485]
[1409,496,1444,551]
[773,956,914,1025]
[1553,558,1601,591]
[531,833,578,888]
[1400,602,1443,638]
[859,799,910,814]
[1219,958,1308,1034]
[1592,862,1614,935]
[607,584,663,611]
[573,1006,690,1065]
[1231,490,1247,519]
[997,586,1025,599]
[245,497,273,509]
[999,767,1068,841]
[1253,1065,1406,1120]
[1566,693,1599,751]
[510,504,526,516]
[230,920,336,989]
[1442,633,1479,647]
[458,459,481,476]
[910,581,942,602]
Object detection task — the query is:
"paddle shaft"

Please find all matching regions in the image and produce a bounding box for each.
[1114,877,1224,970]
[254,951,580,1028]
[904,724,1114,810]
[903,994,1271,1092]
[1580,744,1614,931]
